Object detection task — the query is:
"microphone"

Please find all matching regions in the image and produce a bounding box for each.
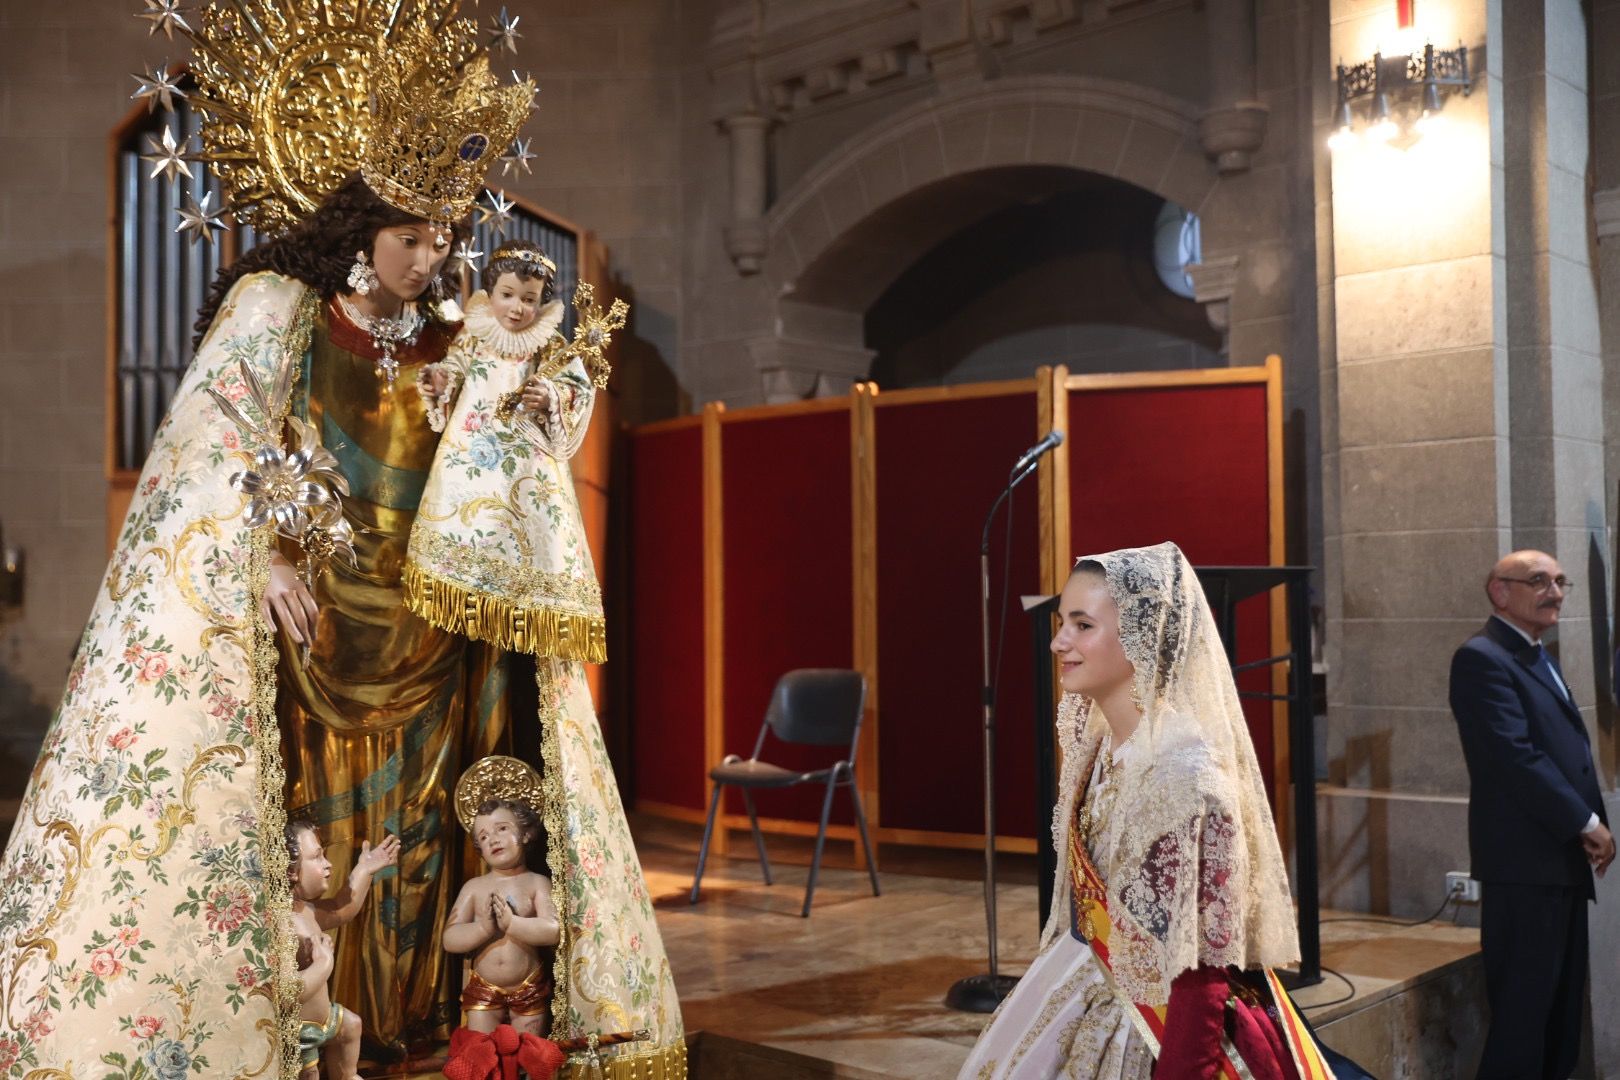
[1010,430,1064,477]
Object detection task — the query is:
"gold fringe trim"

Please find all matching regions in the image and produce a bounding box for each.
[537,660,574,1043]
[255,287,320,1080]
[561,1038,688,1080]
[402,561,607,662]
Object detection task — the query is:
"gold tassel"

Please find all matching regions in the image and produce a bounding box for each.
[402,561,607,663]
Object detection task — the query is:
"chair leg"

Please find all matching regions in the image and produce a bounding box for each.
[803,772,840,917]
[741,790,773,885]
[849,781,881,898]
[690,784,724,904]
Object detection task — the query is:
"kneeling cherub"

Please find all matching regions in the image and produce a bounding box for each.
[445,756,560,1038]
[285,820,399,1080]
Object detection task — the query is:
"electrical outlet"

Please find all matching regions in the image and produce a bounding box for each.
[1445,871,1481,903]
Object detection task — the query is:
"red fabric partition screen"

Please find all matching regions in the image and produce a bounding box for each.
[873,385,1042,841]
[718,404,856,825]
[1064,379,1278,793]
[626,420,707,813]
[623,359,1285,856]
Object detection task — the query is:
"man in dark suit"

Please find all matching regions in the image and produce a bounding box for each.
[1451,550,1614,1079]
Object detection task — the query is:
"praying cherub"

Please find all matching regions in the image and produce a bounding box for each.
[285,820,400,1080]
[444,757,560,1038]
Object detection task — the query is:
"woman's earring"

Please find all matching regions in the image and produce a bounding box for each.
[429,274,449,301]
[347,251,378,296]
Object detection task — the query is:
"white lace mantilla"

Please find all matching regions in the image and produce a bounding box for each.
[1042,543,1299,1007]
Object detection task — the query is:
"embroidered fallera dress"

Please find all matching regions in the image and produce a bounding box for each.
[958,543,1310,1080]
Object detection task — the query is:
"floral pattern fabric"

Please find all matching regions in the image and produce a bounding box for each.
[0,272,311,1079]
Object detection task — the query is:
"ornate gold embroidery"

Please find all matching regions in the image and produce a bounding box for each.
[254,288,319,1080]
[402,560,606,663]
[406,525,602,611]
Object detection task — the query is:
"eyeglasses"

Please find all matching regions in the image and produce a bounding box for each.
[1497,574,1576,594]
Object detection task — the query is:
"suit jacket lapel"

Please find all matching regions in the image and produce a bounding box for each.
[1484,619,1587,729]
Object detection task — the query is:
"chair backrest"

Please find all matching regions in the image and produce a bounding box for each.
[761,669,866,751]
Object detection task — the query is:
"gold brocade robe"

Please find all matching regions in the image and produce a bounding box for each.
[278,304,509,1053]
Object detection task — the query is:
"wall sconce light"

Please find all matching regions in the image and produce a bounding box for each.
[1329,40,1471,150]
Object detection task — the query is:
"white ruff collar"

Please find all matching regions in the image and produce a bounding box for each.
[462,291,565,359]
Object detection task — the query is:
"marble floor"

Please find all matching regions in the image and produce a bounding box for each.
[641,815,1483,1078]
[357,815,1484,1077]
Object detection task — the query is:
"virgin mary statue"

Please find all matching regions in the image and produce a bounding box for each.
[0,4,682,1079]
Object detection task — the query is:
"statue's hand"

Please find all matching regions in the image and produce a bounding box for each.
[263,553,317,645]
[491,894,514,932]
[520,376,552,414]
[357,834,401,875]
[416,363,450,401]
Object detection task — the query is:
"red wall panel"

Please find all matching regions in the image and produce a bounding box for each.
[875,391,1043,838]
[628,425,706,811]
[720,409,856,823]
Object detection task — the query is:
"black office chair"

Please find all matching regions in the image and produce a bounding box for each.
[688,669,881,916]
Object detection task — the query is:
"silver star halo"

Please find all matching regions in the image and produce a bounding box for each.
[176,191,228,246]
[135,0,191,39]
[510,70,540,111]
[131,64,186,113]
[452,240,486,271]
[142,126,195,183]
[479,189,516,236]
[499,137,536,177]
[490,6,522,54]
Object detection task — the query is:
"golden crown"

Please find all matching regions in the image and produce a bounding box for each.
[491,244,558,276]
[361,24,532,226]
[134,0,535,233]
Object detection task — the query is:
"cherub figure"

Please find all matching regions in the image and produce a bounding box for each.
[285,820,400,1080]
[444,757,560,1038]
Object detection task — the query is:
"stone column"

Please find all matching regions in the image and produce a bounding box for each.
[1322,0,1615,1061]
[1320,0,1502,918]
[721,114,770,274]
[1200,0,1269,173]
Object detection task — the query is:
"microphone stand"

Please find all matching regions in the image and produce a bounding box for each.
[946,453,1043,1013]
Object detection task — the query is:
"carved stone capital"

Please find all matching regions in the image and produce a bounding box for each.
[1198,102,1269,175]
[1187,255,1241,345]
[723,218,768,275]
[747,302,876,403]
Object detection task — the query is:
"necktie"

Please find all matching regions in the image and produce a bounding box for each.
[1535,645,1571,702]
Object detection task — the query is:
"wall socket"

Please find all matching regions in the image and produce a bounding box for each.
[1445,871,1482,903]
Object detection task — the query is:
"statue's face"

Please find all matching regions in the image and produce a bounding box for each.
[473,807,530,871]
[369,222,451,302]
[488,270,546,332]
[289,827,332,901]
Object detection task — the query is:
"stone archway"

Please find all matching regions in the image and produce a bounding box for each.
[745,75,1239,402]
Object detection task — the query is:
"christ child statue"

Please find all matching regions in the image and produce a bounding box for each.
[405,241,606,659]
[285,821,400,1080]
[445,757,560,1037]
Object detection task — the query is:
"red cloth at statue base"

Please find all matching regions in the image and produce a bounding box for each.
[443,1024,566,1080]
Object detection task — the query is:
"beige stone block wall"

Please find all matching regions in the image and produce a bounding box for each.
[0,0,150,764]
